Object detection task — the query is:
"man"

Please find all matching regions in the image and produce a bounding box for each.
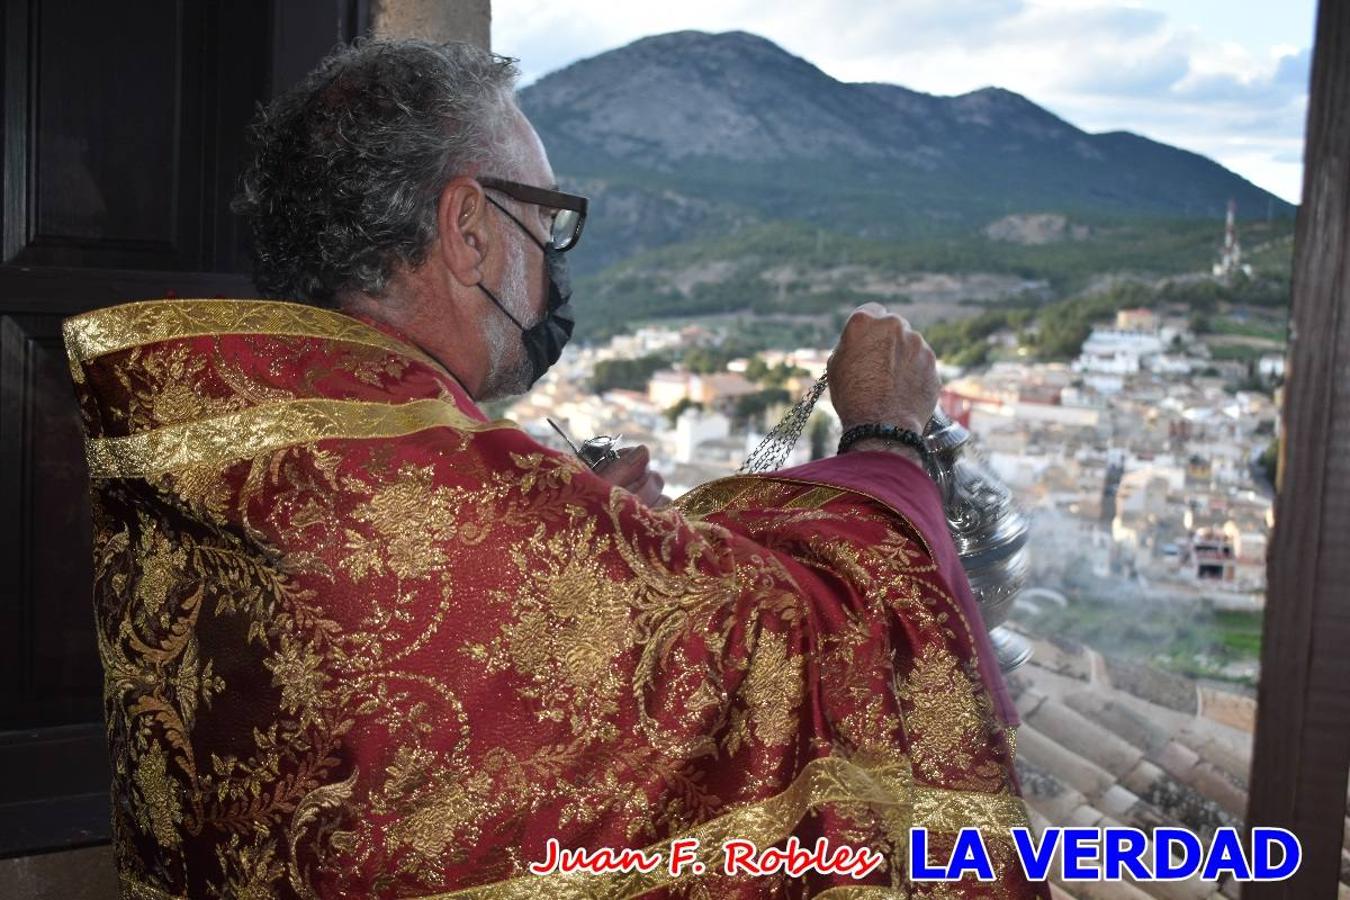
[65,40,1042,898]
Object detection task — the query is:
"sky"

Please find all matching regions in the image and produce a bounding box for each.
[493,0,1317,204]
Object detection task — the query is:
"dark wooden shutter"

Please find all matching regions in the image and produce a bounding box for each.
[0,0,368,857]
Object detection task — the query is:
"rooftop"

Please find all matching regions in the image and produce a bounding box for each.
[1006,626,1348,900]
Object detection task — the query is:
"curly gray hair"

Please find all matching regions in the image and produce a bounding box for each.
[233,39,521,306]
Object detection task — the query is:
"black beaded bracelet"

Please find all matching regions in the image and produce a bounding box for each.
[838,423,932,466]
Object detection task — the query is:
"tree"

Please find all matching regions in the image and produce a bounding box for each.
[1258,439,1278,486]
[732,389,791,429]
[664,398,703,426]
[744,357,770,382]
[683,346,742,374]
[591,353,672,394]
[951,343,991,368]
[762,362,809,388]
[808,414,833,461]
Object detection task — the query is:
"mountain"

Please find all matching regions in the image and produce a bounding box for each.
[518,30,1295,275]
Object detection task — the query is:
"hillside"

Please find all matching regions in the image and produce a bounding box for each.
[519,30,1296,278]
[573,217,1295,347]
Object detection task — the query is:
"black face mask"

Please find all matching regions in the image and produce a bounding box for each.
[478,199,575,388]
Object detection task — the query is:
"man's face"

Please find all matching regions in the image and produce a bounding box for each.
[475,106,558,401]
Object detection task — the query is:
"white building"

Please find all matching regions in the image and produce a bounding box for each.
[1258,354,1286,379]
[1144,354,1194,375]
[674,408,731,463]
[648,370,691,409]
[1082,373,1125,395]
[1074,327,1167,375]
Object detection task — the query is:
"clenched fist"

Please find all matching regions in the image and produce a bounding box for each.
[827,303,939,436]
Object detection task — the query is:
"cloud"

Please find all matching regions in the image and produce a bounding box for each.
[1274,47,1313,87]
[1175,48,1311,108]
[494,0,1314,202]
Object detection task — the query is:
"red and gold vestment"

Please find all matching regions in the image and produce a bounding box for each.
[64,299,1043,899]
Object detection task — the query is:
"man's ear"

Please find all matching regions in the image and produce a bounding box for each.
[435,177,491,286]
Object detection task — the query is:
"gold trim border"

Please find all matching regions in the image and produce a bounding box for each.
[122,878,930,900]
[86,398,517,479]
[423,755,1027,900]
[813,888,959,900]
[118,755,1028,900]
[62,297,440,369]
[675,473,937,563]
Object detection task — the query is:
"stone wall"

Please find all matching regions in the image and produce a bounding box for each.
[372,0,491,48]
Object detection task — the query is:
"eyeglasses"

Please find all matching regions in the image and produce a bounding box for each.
[477,176,588,252]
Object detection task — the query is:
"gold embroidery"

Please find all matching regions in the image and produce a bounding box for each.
[211,832,287,900]
[287,767,360,896]
[898,644,996,785]
[63,297,441,368]
[674,477,779,519]
[99,448,1030,898]
[341,464,467,581]
[674,478,840,520]
[133,742,182,850]
[122,751,1030,900]
[133,528,189,621]
[676,473,935,562]
[738,628,804,750]
[116,343,252,433]
[264,633,329,728]
[121,876,182,900]
[382,747,490,870]
[484,517,640,730]
[72,302,1031,898]
[783,484,846,510]
[84,398,517,479]
[155,465,237,526]
[814,886,998,899]
[412,754,1028,900]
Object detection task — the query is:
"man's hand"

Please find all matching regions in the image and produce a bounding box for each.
[827,303,939,436]
[593,445,670,508]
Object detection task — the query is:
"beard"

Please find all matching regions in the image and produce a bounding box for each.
[476,230,537,401]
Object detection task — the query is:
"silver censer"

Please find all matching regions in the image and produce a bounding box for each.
[923,410,1034,673]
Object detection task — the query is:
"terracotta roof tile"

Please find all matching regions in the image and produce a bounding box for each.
[1186,763,1246,819]
[1018,724,1117,799]
[1096,784,1144,820]
[1025,697,1145,777]
[1007,628,1350,896]
[1101,657,1198,714]
[1017,756,1095,824]
[1066,695,1177,756]
[1170,727,1250,784]
[1154,741,1201,782]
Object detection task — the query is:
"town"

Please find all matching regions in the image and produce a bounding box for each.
[502,296,1280,688]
